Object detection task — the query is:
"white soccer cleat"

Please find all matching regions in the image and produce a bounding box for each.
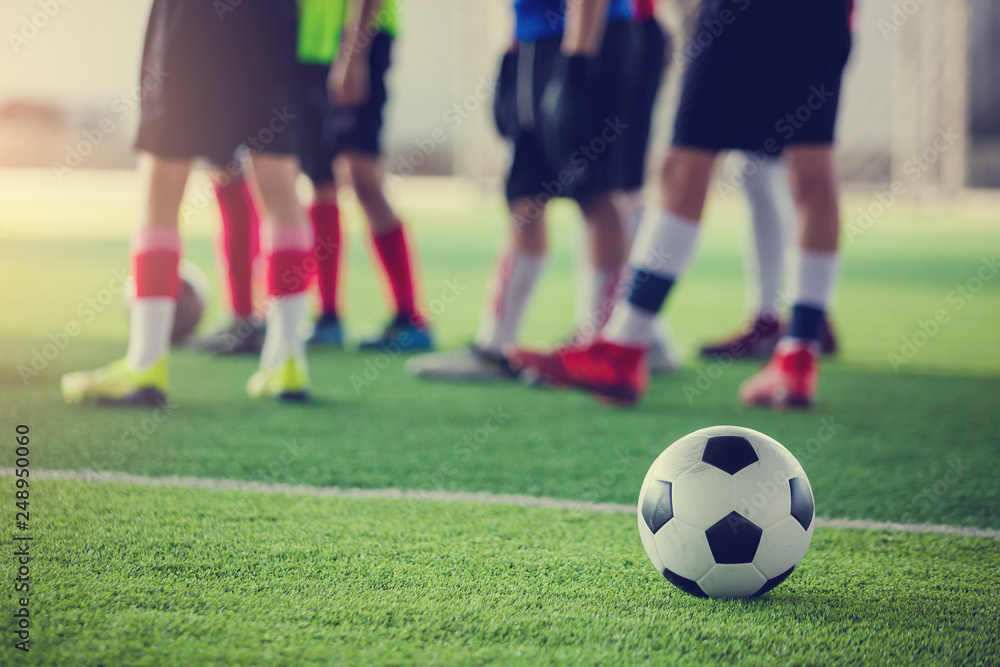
[405,345,520,382]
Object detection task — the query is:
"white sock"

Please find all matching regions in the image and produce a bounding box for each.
[572,193,642,330]
[603,209,701,345]
[475,249,545,353]
[628,208,701,276]
[572,228,591,329]
[261,292,309,370]
[575,266,623,342]
[126,298,175,371]
[743,156,795,315]
[795,249,841,309]
[603,298,658,346]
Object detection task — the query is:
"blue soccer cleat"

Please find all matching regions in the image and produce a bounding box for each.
[307,313,345,348]
[359,315,434,352]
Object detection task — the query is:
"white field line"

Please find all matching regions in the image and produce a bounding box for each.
[4,468,999,539]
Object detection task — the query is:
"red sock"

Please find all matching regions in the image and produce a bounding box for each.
[309,202,341,316]
[267,225,316,298]
[372,223,421,323]
[132,227,181,298]
[214,178,260,318]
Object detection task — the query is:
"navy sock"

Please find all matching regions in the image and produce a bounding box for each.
[788,304,825,341]
[627,268,675,315]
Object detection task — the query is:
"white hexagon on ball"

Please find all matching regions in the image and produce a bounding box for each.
[637,425,815,598]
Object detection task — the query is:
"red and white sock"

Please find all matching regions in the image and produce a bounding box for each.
[214,178,260,319]
[310,201,341,318]
[261,224,315,370]
[372,222,422,323]
[475,248,545,353]
[126,227,181,371]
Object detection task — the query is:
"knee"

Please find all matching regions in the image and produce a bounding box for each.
[353,178,384,209]
[312,181,338,205]
[789,170,837,210]
[508,200,547,253]
[338,158,381,206]
[576,193,616,223]
[658,154,697,213]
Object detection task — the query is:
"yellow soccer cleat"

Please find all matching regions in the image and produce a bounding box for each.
[61,357,168,407]
[247,356,310,402]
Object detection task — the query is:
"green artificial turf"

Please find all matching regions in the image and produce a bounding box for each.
[0,480,997,666]
[0,189,998,663]
[0,197,998,528]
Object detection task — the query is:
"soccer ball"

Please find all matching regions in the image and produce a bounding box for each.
[637,425,814,598]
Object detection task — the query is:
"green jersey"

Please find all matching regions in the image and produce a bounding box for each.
[297,0,399,65]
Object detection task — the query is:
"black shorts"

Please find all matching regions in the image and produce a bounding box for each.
[135,0,301,166]
[502,21,634,203]
[621,18,672,191]
[672,0,852,154]
[298,32,393,185]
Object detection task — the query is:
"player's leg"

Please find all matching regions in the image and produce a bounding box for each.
[61,154,189,405]
[698,154,791,359]
[739,146,841,408]
[197,164,266,355]
[573,193,627,342]
[291,58,346,348]
[307,178,345,346]
[737,0,852,408]
[622,16,681,373]
[330,30,432,352]
[476,197,548,354]
[742,154,840,356]
[337,151,433,351]
[233,0,312,399]
[511,147,716,404]
[246,154,315,401]
[604,146,715,341]
[406,194,547,382]
[407,36,554,382]
[744,156,794,317]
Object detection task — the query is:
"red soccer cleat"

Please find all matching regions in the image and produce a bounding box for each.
[508,340,649,407]
[739,339,820,409]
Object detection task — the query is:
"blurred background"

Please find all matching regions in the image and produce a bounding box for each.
[2,0,999,193]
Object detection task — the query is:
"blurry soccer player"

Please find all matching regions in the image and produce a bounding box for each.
[511,0,853,408]
[61,0,315,404]
[407,0,635,381]
[305,0,432,350]
[199,0,431,355]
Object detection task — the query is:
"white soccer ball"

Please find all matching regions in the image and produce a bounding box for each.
[637,425,815,598]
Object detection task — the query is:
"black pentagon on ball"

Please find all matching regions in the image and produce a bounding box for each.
[706,511,763,564]
[752,565,797,597]
[662,567,707,598]
[702,436,759,475]
[641,480,673,534]
[789,476,815,530]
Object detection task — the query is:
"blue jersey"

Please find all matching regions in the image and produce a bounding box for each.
[514,0,633,42]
